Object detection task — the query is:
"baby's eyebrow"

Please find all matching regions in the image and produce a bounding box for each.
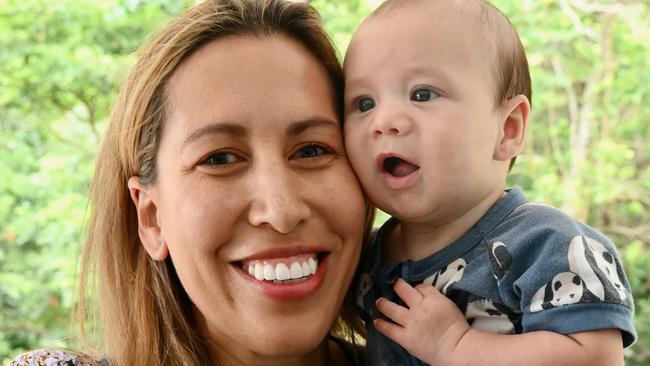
[344,76,370,91]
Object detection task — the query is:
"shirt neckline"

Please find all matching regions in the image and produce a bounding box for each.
[371,187,527,281]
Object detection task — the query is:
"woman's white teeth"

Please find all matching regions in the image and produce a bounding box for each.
[264,264,277,281]
[290,262,303,278]
[275,263,290,280]
[254,264,264,281]
[308,257,317,274]
[245,258,318,282]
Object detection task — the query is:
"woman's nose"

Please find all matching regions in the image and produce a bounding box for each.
[247,163,311,233]
[371,103,413,138]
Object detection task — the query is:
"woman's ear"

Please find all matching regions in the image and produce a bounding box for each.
[128,176,168,261]
[493,94,530,162]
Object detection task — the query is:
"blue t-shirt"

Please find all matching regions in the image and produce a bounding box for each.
[358,188,637,366]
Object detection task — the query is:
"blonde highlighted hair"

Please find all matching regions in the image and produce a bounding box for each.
[79,0,370,364]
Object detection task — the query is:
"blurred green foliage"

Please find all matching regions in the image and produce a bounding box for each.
[1,0,648,364]
[0,0,192,361]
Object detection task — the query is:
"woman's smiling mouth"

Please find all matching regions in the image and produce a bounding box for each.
[234,251,329,300]
[241,254,319,283]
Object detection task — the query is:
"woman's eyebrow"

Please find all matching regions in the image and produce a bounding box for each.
[286,117,338,136]
[182,122,246,148]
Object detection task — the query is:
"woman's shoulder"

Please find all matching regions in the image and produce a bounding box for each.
[8,349,107,366]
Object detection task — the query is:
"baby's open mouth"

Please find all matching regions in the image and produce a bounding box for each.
[383,156,420,177]
[240,253,321,284]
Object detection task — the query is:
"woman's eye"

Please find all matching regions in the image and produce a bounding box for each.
[411,88,439,102]
[202,151,241,166]
[357,97,375,112]
[294,144,330,159]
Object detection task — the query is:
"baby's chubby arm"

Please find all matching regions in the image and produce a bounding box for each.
[374,279,624,366]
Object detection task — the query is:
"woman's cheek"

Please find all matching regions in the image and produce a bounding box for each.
[167,183,236,255]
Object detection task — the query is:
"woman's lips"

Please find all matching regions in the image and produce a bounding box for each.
[234,252,327,300]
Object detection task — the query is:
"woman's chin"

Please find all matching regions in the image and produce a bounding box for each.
[251,320,330,356]
[214,329,329,364]
[202,310,333,361]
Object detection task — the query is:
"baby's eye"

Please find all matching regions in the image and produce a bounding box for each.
[202,151,241,166]
[411,88,439,102]
[293,144,331,159]
[357,97,375,112]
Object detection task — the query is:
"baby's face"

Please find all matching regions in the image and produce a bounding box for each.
[343,3,508,224]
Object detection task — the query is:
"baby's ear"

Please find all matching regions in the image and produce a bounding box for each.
[493,94,530,162]
[127,176,168,261]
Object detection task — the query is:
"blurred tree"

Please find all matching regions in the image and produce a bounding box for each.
[0,0,192,361]
[309,0,377,54]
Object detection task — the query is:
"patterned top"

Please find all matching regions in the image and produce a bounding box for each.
[8,337,360,365]
[8,349,107,366]
[358,187,637,366]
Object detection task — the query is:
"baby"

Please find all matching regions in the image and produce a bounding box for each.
[343,0,637,365]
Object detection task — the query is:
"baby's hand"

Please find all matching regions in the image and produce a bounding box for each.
[374,278,470,365]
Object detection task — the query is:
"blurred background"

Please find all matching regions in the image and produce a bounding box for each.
[0,0,648,364]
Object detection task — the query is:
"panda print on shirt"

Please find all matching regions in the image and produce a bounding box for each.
[459,241,521,334]
[489,241,512,281]
[530,235,630,312]
[530,271,600,312]
[421,247,522,335]
[422,258,467,294]
[465,296,522,334]
[569,235,628,302]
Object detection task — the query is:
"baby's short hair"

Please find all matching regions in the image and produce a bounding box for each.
[371,0,532,109]
[369,0,531,169]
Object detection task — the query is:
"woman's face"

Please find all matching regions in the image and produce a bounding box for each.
[132,35,365,362]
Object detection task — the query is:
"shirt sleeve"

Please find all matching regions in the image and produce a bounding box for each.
[494,205,637,347]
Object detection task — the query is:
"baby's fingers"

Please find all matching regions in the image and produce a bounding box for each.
[414,283,441,297]
[373,318,407,346]
[393,278,422,307]
[375,297,409,325]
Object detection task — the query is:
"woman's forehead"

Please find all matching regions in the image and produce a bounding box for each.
[161,35,338,146]
[171,35,316,83]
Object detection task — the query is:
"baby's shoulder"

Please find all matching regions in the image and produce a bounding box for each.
[490,201,618,266]
[505,201,607,242]
[8,349,106,366]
